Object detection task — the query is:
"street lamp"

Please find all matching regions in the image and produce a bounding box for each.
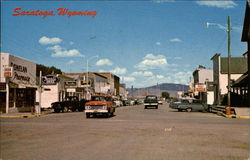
[86,55,98,100]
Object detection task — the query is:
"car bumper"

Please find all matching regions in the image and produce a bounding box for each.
[85,109,108,113]
[144,103,158,106]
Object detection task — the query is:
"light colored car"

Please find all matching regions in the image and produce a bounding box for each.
[158,100,163,105]
[169,99,190,109]
[114,100,123,107]
[176,100,210,112]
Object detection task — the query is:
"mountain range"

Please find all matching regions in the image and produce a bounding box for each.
[127,83,189,98]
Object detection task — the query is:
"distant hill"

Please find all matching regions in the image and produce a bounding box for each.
[127,83,189,98]
[147,83,188,91]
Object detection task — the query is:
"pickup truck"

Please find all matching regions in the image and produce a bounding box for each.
[144,95,158,109]
[85,95,116,118]
[51,96,88,113]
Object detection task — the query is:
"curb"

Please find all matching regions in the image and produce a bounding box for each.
[217,113,250,119]
[0,112,51,118]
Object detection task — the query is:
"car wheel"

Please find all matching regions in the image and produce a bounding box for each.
[78,107,84,112]
[177,109,182,112]
[155,106,158,109]
[110,112,114,117]
[186,108,192,112]
[144,106,147,109]
[62,107,68,113]
[54,108,61,113]
[86,113,90,118]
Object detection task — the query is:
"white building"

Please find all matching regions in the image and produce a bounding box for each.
[192,65,214,105]
[211,53,248,105]
[0,53,37,113]
[36,75,74,108]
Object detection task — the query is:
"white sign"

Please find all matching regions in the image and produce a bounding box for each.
[42,76,60,85]
[4,67,13,77]
[0,53,36,85]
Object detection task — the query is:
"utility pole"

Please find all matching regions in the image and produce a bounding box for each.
[227,16,231,107]
[226,16,232,114]
[6,78,9,114]
[86,55,98,100]
[37,71,42,115]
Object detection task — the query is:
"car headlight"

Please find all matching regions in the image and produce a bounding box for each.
[103,105,107,110]
[85,106,91,110]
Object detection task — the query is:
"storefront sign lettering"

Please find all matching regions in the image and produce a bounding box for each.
[42,76,60,85]
[13,72,30,82]
[10,62,27,73]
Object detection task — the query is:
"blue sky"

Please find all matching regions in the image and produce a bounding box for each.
[1,0,247,88]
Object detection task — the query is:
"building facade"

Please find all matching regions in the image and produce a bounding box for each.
[211,53,248,105]
[63,72,109,99]
[0,53,37,113]
[36,75,75,108]
[192,65,214,105]
[98,72,120,96]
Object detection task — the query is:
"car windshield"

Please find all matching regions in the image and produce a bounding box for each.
[91,96,107,101]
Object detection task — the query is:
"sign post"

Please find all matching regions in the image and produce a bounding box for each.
[4,67,13,114]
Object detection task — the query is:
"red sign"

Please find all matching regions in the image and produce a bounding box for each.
[4,67,13,78]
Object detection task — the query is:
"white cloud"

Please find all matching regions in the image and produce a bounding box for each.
[196,1,237,8]
[207,23,242,32]
[48,45,84,57]
[156,75,165,79]
[131,71,153,77]
[110,67,127,75]
[39,36,62,45]
[123,76,136,82]
[172,71,192,84]
[99,69,107,72]
[96,59,113,66]
[169,38,182,43]
[68,60,75,64]
[135,53,167,70]
[155,42,161,46]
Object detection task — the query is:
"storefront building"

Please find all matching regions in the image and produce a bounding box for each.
[0,53,37,113]
[35,75,74,108]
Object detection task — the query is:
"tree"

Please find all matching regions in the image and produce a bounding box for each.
[36,64,62,76]
[161,92,170,99]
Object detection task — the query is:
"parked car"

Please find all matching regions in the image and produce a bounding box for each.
[158,100,163,105]
[85,95,116,118]
[175,99,210,112]
[51,96,88,113]
[169,99,190,109]
[114,100,123,107]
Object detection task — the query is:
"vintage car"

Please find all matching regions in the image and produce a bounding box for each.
[51,96,88,113]
[85,95,116,118]
[169,99,191,110]
[144,95,158,109]
[158,100,163,105]
[172,99,210,112]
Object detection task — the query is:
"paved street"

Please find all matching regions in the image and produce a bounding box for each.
[1,103,250,160]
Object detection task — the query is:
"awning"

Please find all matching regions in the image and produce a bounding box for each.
[9,81,38,89]
[232,72,249,87]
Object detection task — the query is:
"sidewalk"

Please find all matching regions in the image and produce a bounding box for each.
[222,107,250,119]
[0,110,52,118]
